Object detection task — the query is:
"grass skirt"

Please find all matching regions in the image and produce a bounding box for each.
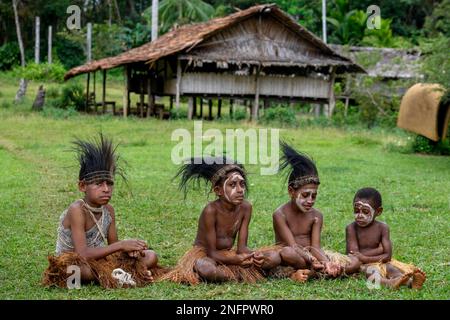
[361,258,422,278]
[42,251,167,289]
[323,249,353,267]
[160,246,265,285]
[263,247,354,279]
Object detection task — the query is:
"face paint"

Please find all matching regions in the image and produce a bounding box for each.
[222,172,245,203]
[354,200,375,227]
[295,188,317,212]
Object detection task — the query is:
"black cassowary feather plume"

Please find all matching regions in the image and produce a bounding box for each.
[279,141,320,188]
[175,155,247,198]
[72,133,126,183]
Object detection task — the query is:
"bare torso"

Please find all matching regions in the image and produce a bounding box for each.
[349,221,387,255]
[194,200,250,250]
[274,202,322,247]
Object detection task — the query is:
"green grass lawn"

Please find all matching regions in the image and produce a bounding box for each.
[0,78,449,299]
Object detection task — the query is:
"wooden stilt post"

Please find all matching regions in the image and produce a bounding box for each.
[188,96,194,120]
[140,83,145,118]
[200,98,203,118]
[344,98,349,117]
[193,97,197,118]
[175,59,181,109]
[102,69,106,113]
[344,75,350,118]
[229,99,234,119]
[264,99,271,117]
[170,96,173,110]
[148,70,154,118]
[127,67,131,115]
[208,99,213,120]
[123,66,128,117]
[327,68,336,118]
[86,72,90,113]
[252,70,261,121]
[93,71,97,113]
[218,98,222,119]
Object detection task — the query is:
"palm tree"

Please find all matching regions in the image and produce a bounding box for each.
[326,0,366,45]
[144,0,215,35]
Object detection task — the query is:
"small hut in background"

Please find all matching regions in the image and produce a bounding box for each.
[329,45,422,109]
[65,4,364,120]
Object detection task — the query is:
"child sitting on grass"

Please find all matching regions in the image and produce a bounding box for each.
[42,134,163,288]
[268,141,360,282]
[346,187,426,289]
[161,156,279,285]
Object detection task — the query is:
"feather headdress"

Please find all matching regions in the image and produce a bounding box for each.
[175,156,247,197]
[279,141,320,188]
[72,133,125,184]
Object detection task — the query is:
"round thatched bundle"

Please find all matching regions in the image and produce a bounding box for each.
[397,83,449,141]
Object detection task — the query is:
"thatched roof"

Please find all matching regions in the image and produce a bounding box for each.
[65,4,364,81]
[329,45,421,79]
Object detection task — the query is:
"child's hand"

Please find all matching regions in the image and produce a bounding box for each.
[252,252,265,268]
[349,251,367,264]
[120,239,148,252]
[128,250,145,258]
[311,257,324,271]
[236,252,254,267]
[324,261,342,277]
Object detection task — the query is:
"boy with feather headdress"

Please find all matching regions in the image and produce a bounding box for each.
[269,141,360,282]
[42,134,164,288]
[161,156,280,285]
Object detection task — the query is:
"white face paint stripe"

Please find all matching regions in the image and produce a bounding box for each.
[222,172,244,202]
[354,201,375,226]
[354,201,375,214]
[295,188,317,212]
[223,175,231,202]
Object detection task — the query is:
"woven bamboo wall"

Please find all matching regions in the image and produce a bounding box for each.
[164,73,329,98]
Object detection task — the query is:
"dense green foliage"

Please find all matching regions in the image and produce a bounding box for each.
[0,0,447,157]
[1,0,447,69]
[11,62,67,82]
[0,42,20,70]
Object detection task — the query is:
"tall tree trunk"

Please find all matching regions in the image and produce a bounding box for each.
[13,0,25,67]
[108,0,112,26]
[48,26,52,64]
[151,0,158,41]
[35,16,40,64]
[12,0,28,104]
[112,0,122,24]
[127,0,138,18]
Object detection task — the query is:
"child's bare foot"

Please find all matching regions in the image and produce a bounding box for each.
[146,270,154,282]
[387,273,412,289]
[411,270,426,289]
[290,269,312,283]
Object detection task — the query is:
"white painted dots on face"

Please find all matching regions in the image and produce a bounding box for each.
[222,172,245,203]
[354,200,376,227]
[295,187,317,212]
